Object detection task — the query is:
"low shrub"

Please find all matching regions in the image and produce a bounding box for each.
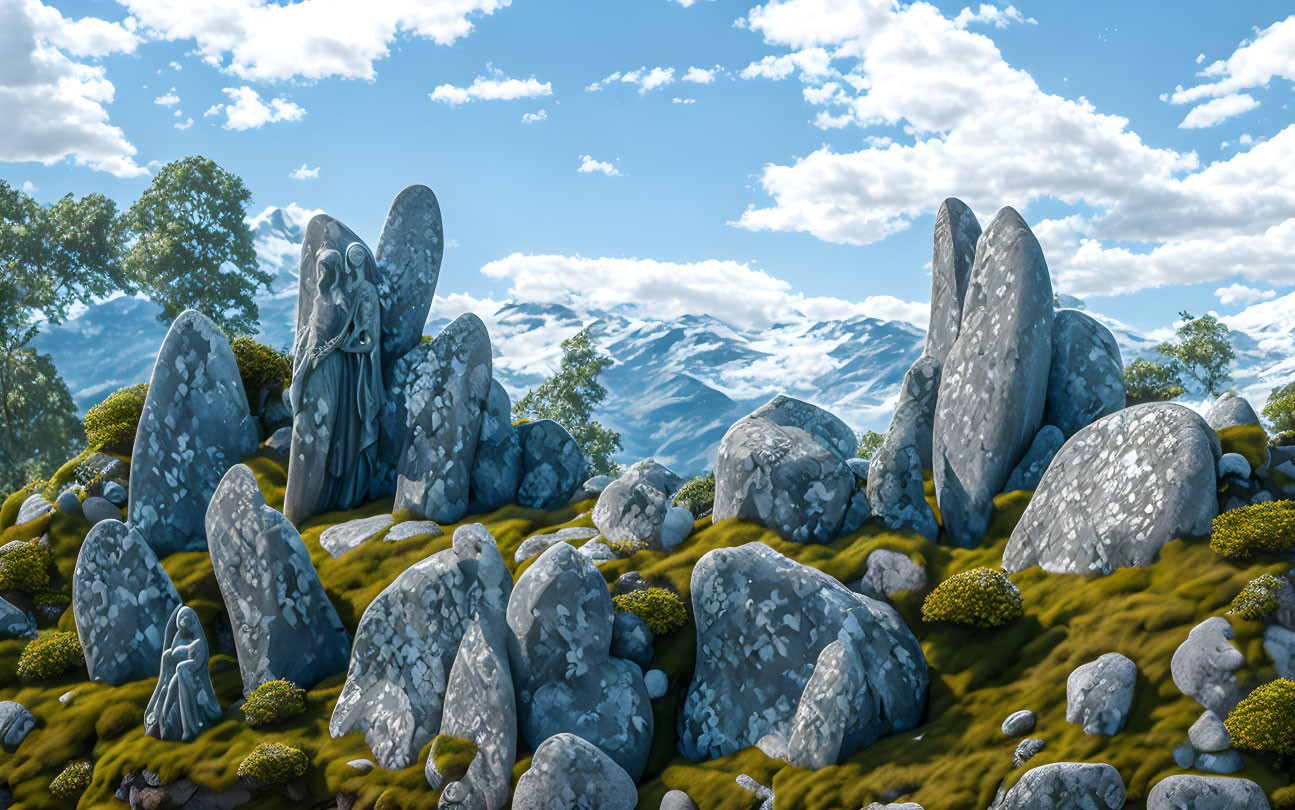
[230,337,291,408]
[613,587,688,635]
[237,742,309,784]
[241,679,306,727]
[18,631,85,679]
[84,383,149,452]
[1225,678,1295,756]
[0,541,52,594]
[34,591,71,610]
[600,538,647,557]
[49,759,92,801]
[430,734,478,784]
[95,703,143,739]
[1227,574,1284,621]
[673,472,715,515]
[1210,500,1295,559]
[1272,785,1295,810]
[1272,430,1295,448]
[921,567,1023,628]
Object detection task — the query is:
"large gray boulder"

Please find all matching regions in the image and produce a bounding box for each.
[391,314,493,523]
[206,464,350,695]
[1004,404,1220,575]
[1147,775,1269,810]
[712,396,855,544]
[994,762,1125,810]
[1171,617,1245,716]
[129,310,259,556]
[375,185,443,371]
[1065,653,1137,735]
[1205,392,1261,431]
[0,596,33,639]
[1003,425,1064,493]
[1044,310,1125,439]
[516,420,587,510]
[1265,624,1295,679]
[0,701,34,751]
[333,524,511,771]
[594,459,688,550]
[468,380,523,513]
[925,197,981,366]
[72,520,181,685]
[867,355,940,541]
[511,733,638,810]
[679,542,928,765]
[507,542,652,780]
[933,208,1054,547]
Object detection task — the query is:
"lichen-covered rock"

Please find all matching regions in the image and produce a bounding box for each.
[712,396,855,544]
[994,762,1125,810]
[206,464,350,696]
[514,527,600,563]
[660,791,699,810]
[385,520,443,543]
[1004,404,1221,575]
[851,549,927,601]
[72,520,181,685]
[934,208,1054,547]
[679,542,928,765]
[320,514,395,558]
[1171,617,1245,716]
[610,611,653,669]
[507,542,652,780]
[783,636,872,769]
[594,459,686,550]
[0,701,34,751]
[129,310,259,556]
[1205,392,1261,431]
[102,480,127,507]
[1146,775,1269,810]
[1188,710,1231,753]
[391,314,493,523]
[468,380,523,513]
[516,420,587,510]
[1065,653,1137,735]
[375,185,443,371]
[1044,310,1124,439]
[925,197,981,366]
[867,355,940,541]
[511,733,638,810]
[0,596,33,639]
[1003,425,1064,493]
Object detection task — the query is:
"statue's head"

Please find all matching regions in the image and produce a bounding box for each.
[176,606,197,634]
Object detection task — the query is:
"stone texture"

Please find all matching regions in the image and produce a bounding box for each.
[516,420,588,511]
[644,669,668,700]
[1146,775,1270,810]
[594,459,686,550]
[680,542,928,765]
[736,775,775,810]
[514,528,600,563]
[55,488,81,517]
[0,596,33,639]
[1066,653,1137,735]
[385,520,443,543]
[1171,617,1245,716]
[851,549,928,601]
[867,355,940,541]
[1205,392,1261,431]
[1218,453,1251,479]
[1003,425,1064,493]
[925,197,981,366]
[1264,624,1295,679]
[1044,310,1125,439]
[1189,710,1230,753]
[934,208,1054,547]
[660,790,699,810]
[1004,404,1221,575]
[610,611,653,669]
[1013,738,1047,769]
[511,733,638,810]
[73,520,181,685]
[1002,709,1036,737]
[994,762,1125,810]
[468,380,523,513]
[0,701,34,751]
[15,494,51,525]
[206,464,350,695]
[320,514,395,558]
[102,481,127,507]
[374,185,443,373]
[81,496,120,525]
[1194,750,1243,774]
[712,396,855,544]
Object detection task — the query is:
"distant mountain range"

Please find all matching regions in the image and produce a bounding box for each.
[29,206,1295,476]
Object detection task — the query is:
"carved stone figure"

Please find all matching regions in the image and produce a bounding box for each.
[145,605,221,742]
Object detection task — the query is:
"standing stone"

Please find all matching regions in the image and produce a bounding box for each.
[1147,775,1269,810]
[0,596,32,639]
[868,355,940,541]
[468,380,523,513]
[925,198,982,366]
[516,420,587,510]
[594,459,686,550]
[1044,310,1125,439]
[73,520,181,685]
[1002,425,1064,493]
[375,185,443,371]
[994,762,1125,810]
[1171,617,1245,716]
[1004,404,1221,575]
[511,733,638,810]
[0,702,35,751]
[934,208,1054,547]
[144,605,221,742]
[1205,392,1261,431]
[1065,653,1137,735]
[129,310,258,556]
[319,514,396,558]
[390,314,493,522]
[206,464,350,695]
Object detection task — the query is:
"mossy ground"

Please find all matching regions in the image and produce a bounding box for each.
[0,450,1290,809]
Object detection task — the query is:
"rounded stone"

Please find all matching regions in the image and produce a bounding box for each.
[1001,709,1036,736]
[1147,775,1269,810]
[55,488,82,517]
[80,496,121,525]
[645,669,668,699]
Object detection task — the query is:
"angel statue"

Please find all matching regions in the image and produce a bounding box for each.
[284,234,384,525]
[145,605,221,742]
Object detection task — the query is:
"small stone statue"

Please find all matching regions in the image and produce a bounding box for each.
[145,605,221,742]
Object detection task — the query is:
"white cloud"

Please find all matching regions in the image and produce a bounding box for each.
[174,117,193,130]
[169,60,182,71]
[672,97,696,104]
[21,180,36,194]
[952,4,1035,29]
[0,1,145,177]
[154,89,180,107]
[121,0,511,82]
[667,0,714,6]
[430,73,552,105]
[682,65,718,84]
[289,163,320,180]
[740,48,834,81]
[1215,283,1276,306]
[1171,16,1295,105]
[577,155,621,176]
[521,108,547,123]
[215,86,305,130]
[1177,92,1259,129]
[592,66,676,94]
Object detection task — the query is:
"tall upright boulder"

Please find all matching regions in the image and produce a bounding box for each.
[934,208,1054,547]
[867,355,941,540]
[206,464,351,695]
[515,420,587,510]
[129,310,258,557]
[375,185,444,370]
[468,380,523,513]
[1044,309,1124,439]
[925,198,982,366]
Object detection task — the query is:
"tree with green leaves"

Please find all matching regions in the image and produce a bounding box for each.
[1155,311,1235,396]
[1263,381,1295,435]
[123,156,270,335]
[1123,357,1187,406]
[856,430,884,460]
[513,328,623,477]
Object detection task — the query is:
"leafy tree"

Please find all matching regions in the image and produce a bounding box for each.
[1155,311,1235,396]
[0,349,83,493]
[1263,381,1295,434]
[122,156,270,335]
[513,328,623,477]
[1123,357,1186,406]
[856,430,884,460]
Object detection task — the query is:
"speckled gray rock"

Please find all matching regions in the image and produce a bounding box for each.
[507,542,652,780]
[0,596,33,639]
[1003,425,1064,493]
[333,524,510,771]
[1045,310,1124,439]
[469,380,523,513]
[712,396,855,544]
[851,549,927,601]
[1066,653,1136,735]
[864,804,924,810]
[81,496,120,525]
[0,701,34,751]
[660,791,699,810]
[660,506,696,549]
[1218,453,1250,479]
[1146,775,1269,810]
[512,733,638,810]
[610,611,653,669]
[375,185,443,372]
[868,356,940,541]
[55,488,81,517]
[1264,624,1295,679]
[994,762,1125,810]
[1205,392,1261,431]
[925,198,981,366]
[320,514,395,558]
[102,480,127,507]
[680,542,928,764]
[73,520,181,685]
[206,464,350,695]
[1002,709,1036,736]
[15,494,52,525]
[516,420,588,510]
[736,775,775,810]
[385,520,443,543]
[1013,738,1046,768]
[934,208,1054,547]
[783,635,873,768]
[514,527,599,563]
[130,310,259,557]
[583,475,616,494]
[645,669,668,700]
[391,314,493,523]
[594,459,686,550]
[1004,404,1221,575]
[1171,617,1245,716]
[1189,710,1230,753]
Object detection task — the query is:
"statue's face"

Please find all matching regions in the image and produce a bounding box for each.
[177,610,195,632]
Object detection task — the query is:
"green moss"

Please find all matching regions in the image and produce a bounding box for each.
[1226,679,1295,756]
[1218,423,1270,471]
[17,631,84,680]
[1210,500,1295,559]
[230,336,291,407]
[83,383,149,453]
[1227,573,1284,621]
[430,734,478,784]
[242,679,307,727]
[48,759,92,801]
[39,446,95,503]
[0,540,52,593]
[613,587,688,635]
[237,742,309,784]
[95,703,143,740]
[922,567,1023,628]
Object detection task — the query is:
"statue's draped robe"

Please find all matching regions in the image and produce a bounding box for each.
[145,606,220,742]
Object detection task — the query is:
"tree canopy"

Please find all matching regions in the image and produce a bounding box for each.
[1123,357,1186,406]
[856,430,884,460]
[1155,311,1235,396]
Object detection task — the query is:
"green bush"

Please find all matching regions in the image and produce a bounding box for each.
[49,759,92,801]
[613,587,688,635]
[230,337,291,408]
[921,567,1023,628]
[241,679,306,727]
[84,383,149,452]
[1272,430,1295,448]
[1225,678,1295,756]
[430,734,478,784]
[673,472,715,515]
[18,631,85,679]
[1227,574,1284,621]
[34,591,71,610]
[237,742,309,784]
[1272,785,1295,810]
[1218,423,1269,471]
[0,540,52,594]
[95,703,143,739]
[1210,500,1295,559]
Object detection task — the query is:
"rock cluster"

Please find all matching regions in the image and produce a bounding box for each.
[593,459,692,550]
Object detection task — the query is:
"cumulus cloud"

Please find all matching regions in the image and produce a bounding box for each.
[212,86,305,130]
[154,89,180,107]
[1170,16,1295,106]
[1177,92,1259,129]
[521,109,547,123]
[672,97,696,104]
[1215,283,1276,306]
[23,0,140,57]
[952,4,1035,29]
[682,65,719,83]
[590,66,676,94]
[174,117,193,130]
[430,73,552,105]
[576,155,621,176]
[289,163,320,180]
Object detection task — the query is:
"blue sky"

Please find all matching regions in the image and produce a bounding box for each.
[3,0,1294,336]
